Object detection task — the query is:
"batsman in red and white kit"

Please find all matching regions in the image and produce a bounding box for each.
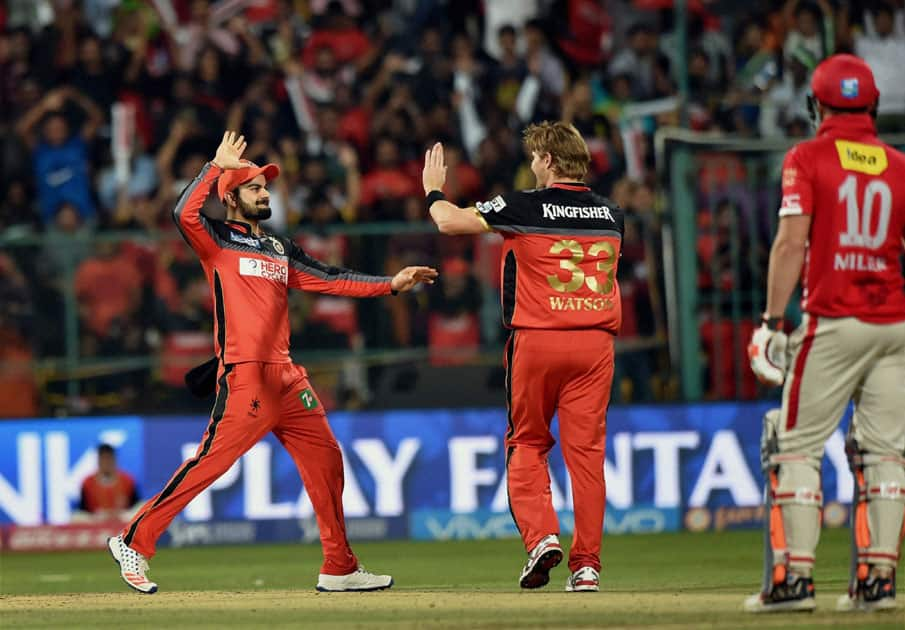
[746,55,905,613]
[107,132,437,594]
[424,122,623,592]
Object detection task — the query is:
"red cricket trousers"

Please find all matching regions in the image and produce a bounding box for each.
[122,361,358,575]
[504,328,614,572]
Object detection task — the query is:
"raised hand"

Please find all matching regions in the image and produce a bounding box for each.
[390,266,439,293]
[213,131,247,170]
[422,142,447,194]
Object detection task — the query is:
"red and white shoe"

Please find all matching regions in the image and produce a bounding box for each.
[107,535,158,594]
[519,534,563,589]
[566,566,600,592]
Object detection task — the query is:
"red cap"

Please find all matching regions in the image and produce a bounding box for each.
[216,160,280,201]
[810,54,879,110]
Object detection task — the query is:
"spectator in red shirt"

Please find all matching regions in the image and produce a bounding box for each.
[74,242,143,338]
[360,136,419,220]
[302,1,373,72]
[76,444,139,522]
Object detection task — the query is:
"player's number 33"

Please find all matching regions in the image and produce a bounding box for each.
[546,240,616,294]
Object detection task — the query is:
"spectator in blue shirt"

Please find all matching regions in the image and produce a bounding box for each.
[15,86,104,225]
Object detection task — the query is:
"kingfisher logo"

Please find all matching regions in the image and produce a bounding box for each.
[840,78,859,99]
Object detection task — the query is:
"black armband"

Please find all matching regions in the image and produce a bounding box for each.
[426,190,446,209]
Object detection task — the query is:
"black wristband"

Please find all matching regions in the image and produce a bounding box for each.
[762,315,784,331]
[426,190,446,209]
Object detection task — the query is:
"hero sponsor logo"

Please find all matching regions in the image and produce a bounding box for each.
[542,204,614,222]
[239,257,288,284]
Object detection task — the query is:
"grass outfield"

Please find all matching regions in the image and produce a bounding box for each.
[1,528,902,628]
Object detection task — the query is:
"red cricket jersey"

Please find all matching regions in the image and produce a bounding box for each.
[779,114,905,323]
[80,471,138,513]
[475,183,624,333]
[174,163,393,364]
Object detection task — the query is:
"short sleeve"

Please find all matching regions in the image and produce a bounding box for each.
[779,146,813,217]
[474,191,537,230]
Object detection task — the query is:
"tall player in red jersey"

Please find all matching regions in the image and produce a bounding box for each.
[107,132,437,594]
[423,122,623,592]
[746,55,905,613]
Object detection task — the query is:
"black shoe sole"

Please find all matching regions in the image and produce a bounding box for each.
[520,549,564,589]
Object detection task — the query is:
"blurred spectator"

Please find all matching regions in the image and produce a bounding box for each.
[554,0,612,68]
[74,444,139,522]
[489,24,527,115]
[74,242,142,339]
[0,180,42,234]
[0,250,38,417]
[609,22,661,100]
[854,1,905,131]
[482,0,540,61]
[16,86,103,224]
[163,0,242,72]
[781,0,835,64]
[71,33,118,111]
[428,257,482,366]
[302,1,374,72]
[360,136,420,220]
[759,48,813,137]
[521,18,568,121]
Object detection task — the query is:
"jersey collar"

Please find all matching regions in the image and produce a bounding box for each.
[225,220,254,234]
[550,182,591,191]
[817,113,876,138]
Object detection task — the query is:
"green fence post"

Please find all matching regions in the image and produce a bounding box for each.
[670,145,702,400]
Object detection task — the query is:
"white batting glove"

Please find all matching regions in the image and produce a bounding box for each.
[748,319,788,387]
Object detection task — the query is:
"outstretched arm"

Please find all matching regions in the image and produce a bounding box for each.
[287,241,437,295]
[423,142,489,235]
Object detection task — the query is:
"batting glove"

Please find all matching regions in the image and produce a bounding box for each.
[748,317,788,387]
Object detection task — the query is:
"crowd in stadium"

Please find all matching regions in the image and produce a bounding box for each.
[1,0,904,415]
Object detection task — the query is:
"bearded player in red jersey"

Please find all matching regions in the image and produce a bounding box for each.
[106,132,437,594]
[423,122,623,592]
[746,55,905,613]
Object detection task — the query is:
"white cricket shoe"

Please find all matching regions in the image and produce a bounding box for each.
[836,575,898,612]
[316,566,393,592]
[743,575,815,613]
[107,535,158,594]
[519,534,563,589]
[565,566,600,592]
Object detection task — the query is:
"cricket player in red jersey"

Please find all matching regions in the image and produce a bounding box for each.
[107,131,437,594]
[423,122,623,592]
[745,55,905,613]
